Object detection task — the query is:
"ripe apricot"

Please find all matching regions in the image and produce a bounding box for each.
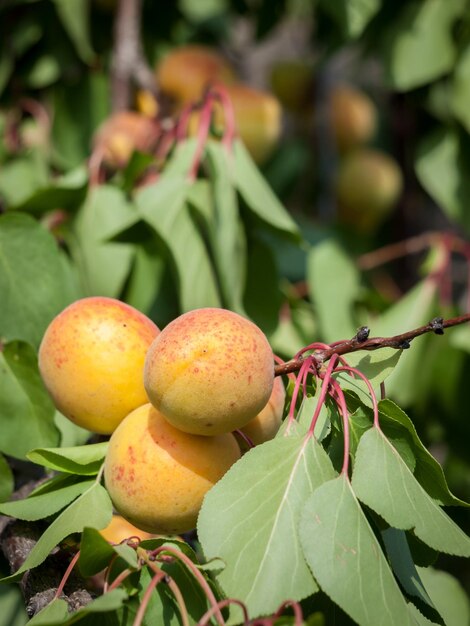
[329,84,377,153]
[144,308,274,436]
[99,514,155,543]
[104,403,241,534]
[157,45,236,104]
[189,83,282,164]
[335,148,403,232]
[93,111,160,169]
[39,297,159,434]
[240,376,286,445]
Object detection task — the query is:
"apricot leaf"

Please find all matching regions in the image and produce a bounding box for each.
[451,44,470,134]
[28,442,108,475]
[0,454,13,503]
[233,140,301,239]
[352,428,470,555]
[1,482,112,583]
[307,239,360,342]
[0,213,73,348]
[79,527,138,576]
[28,589,128,625]
[413,567,470,626]
[300,475,415,626]
[382,0,462,90]
[0,478,94,521]
[136,174,221,311]
[198,432,336,617]
[72,185,135,298]
[206,141,246,312]
[318,0,381,38]
[0,341,59,460]
[377,399,469,507]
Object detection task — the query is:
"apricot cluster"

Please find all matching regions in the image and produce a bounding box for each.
[39,299,283,535]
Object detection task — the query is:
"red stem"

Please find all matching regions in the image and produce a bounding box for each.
[54,550,80,600]
[197,598,249,626]
[307,355,338,438]
[132,568,166,626]
[274,600,303,626]
[329,380,350,476]
[334,366,380,429]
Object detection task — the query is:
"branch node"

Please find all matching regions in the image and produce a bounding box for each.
[430,317,444,335]
[355,326,370,342]
[398,340,411,349]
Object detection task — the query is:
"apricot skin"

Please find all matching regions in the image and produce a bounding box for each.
[240,376,286,445]
[38,297,159,434]
[104,404,241,534]
[99,514,155,543]
[157,45,236,104]
[144,308,275,436]
[330,85,377,153]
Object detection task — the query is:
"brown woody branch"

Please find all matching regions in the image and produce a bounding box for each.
[274,313,470,377]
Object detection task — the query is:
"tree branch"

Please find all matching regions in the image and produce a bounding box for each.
[274,313,470,376]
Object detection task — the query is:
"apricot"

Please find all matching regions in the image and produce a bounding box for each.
[157,45,236,104]
[189,83,282,164]
[329,84,377,153]
[239,376,286,445]
[335,148,403,232]
[99,514,155,543]
[104,403,241,534]
[144,308,274,436]
[93,111,160,169]
[39,297,160,434]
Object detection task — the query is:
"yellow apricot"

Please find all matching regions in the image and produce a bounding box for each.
[329,84,377,153]
[39,297,160,434]
[144,308,274,436]
[93,111,160,169]
[104,403,241,534]
[99,514,155,543]
[335,148,403,232]
[240,376,286,445]
[189,83,282,164]
[157,45,236,104]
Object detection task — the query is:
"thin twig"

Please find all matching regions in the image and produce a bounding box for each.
[274,313,470,377]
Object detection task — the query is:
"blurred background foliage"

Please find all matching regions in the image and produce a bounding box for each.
[1,0,470,615]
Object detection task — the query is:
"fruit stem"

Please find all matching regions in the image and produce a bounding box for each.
[273,600,303,626]
[151,545,225,626]
[329,380,350,476]
[306,355,338,439]
[132,567,167,626]
[197,598,249,626]
[145,557,191,626]
[107,567,135,591]
[53,550,80,600]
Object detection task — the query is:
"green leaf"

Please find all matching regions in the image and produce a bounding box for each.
[451,44,470,134]
[1,482,112,582]
[0,156,48,208]
[16,167,87,213]
[233,140,301,239]
[351,427,470,556]
[0,341,59,460]
[378,399,469,507]
[72,186,135,297]
[52,0,94,63]
[26,54,60,88]
[369,278,438,406]
[28,442,108,475]
[381,528,442,624]
[0,585,28,626]
[0,454,14,502]
[336,348,402,408]
[136,176,221,311]
[318,0,382,38]
[414,567,470,626]
[205,141,245,312]
[54,411,91,448]
[124,243,165,314]
[415,128,470,234]
[79,527,139,576]
[382,0,463,90]
[0,478,94,521]
[243,237,282,335]
[307,240,360,342]
[300,475,415,626]
[198,432,336,617]
[0,213,73,348]
[296,388,330,442]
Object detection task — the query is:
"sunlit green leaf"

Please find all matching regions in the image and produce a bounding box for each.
[318,0,381,38]
[28,442,108,475]
[352,427,470,555]
[300,475,414,626]
[198,432,336,617]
